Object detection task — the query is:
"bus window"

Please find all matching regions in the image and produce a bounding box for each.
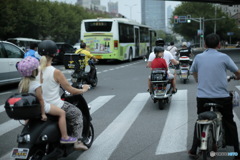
[85,22,112,32]
[119,23,134,43]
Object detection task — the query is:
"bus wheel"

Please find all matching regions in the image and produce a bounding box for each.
[128,48,133,62]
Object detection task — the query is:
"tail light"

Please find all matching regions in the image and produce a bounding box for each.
[114,40,118,49]
[57,49,60,54]
[201,132,206,138]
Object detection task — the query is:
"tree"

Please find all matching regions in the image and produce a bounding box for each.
[171,2,240,42]
[0,0,110,43]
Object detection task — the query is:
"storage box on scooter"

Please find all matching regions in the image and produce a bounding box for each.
[63,53,85,70]
[151,69,167,81]
[4,93,41,120]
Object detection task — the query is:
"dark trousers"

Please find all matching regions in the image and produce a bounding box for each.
[190,97,239,153]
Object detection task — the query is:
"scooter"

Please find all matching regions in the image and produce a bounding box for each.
[150,68,173,110]
[195,75,239,160]
[64,53,98,88]
[178,56,191,84]
[5,88,94,160]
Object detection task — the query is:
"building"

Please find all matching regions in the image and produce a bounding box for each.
[76,0,106,11]
[108,1,118,14]
[218,4,240,28]
[166,5,173,33]
[141,0,166,31]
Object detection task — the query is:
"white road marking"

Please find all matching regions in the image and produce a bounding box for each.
[156,90,188,155]
[79,93,150,160]
[0,92,12,96]
[0,104,5,113]
[89,95,115,114]
[0,119,22,136]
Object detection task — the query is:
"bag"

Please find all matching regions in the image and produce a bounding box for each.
[230,91,239,107]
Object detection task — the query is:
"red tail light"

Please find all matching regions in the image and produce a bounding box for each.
[201,132,206,138]
[57,49,60,53]
[61,98,65,101]
[8,98,21,105]
[114,40,118,48]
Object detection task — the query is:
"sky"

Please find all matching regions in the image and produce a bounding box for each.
[53,0,181,23]
[101,0,181,23]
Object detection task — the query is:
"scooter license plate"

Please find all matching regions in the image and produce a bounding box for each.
[11,148,29,159]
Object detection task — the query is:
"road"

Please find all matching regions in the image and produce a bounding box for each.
[0,51,240,160]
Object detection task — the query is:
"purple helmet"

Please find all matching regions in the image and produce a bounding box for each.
[17,56,39,77]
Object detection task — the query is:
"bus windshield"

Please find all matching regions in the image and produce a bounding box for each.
[85,22,112,32]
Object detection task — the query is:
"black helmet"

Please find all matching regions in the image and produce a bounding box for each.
[154,46,164,54]
[38,40,58,57]
[155,38,165,47]
[80,42,86,49]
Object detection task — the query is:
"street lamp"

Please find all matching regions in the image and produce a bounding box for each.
[125,4,137,19]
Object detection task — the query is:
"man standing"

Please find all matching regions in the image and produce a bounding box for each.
[189,33,240,159]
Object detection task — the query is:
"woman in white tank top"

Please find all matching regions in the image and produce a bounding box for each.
[39,40,90,151]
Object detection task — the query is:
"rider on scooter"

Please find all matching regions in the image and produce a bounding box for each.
[189,33,240,159]
[148,47,168,94]
[75,42,98,83]
[38,40,90,151]
[147,39,179,93]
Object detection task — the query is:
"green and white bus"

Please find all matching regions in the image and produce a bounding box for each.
[80,18,156,61]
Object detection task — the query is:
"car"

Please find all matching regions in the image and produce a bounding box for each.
[0,41,25,86]
[73,42,81,50]
[53,42,76,64]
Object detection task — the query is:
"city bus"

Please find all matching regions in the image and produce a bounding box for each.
[7,37,41,52]
[80,18,156,61]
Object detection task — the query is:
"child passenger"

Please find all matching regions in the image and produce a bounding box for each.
[17,56,77,144]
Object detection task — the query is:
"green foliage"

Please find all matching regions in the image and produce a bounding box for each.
[171,2,240,41]
[0,0,110,43]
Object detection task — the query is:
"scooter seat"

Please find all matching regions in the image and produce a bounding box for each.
[198,111,217,120]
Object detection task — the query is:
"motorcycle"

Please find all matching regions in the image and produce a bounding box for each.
[4,88,94,160]
[64,53,98,88]
[178,56,191,84]
[195,75,239,160]
[150,68,173,110]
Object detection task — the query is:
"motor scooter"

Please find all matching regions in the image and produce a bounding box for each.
[64,53,98,88]
[194,75,239,160]
[4,88,94,160]
[150,68,173,110]
[178,56,191,84]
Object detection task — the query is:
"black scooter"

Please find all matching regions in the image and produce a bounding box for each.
[5,89,94,160]
[64,53,98,88]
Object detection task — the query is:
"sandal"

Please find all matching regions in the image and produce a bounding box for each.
[60,136,77,144]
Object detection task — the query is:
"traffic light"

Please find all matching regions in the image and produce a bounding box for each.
[187,15,191,23]
[174,15,178,24]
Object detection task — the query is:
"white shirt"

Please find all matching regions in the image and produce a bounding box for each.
[167,45,178,58]
[42,66,64,108]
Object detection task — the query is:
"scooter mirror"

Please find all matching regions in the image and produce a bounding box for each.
[85,65,91,72]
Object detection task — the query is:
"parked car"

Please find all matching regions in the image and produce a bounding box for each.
[73,42,81,50]
[0,41,24,86]
[53,42,76,64]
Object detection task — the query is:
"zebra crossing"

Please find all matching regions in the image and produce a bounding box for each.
[1,88,240,160]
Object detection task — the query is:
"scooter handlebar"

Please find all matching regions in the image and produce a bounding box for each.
[227,75,236,82]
